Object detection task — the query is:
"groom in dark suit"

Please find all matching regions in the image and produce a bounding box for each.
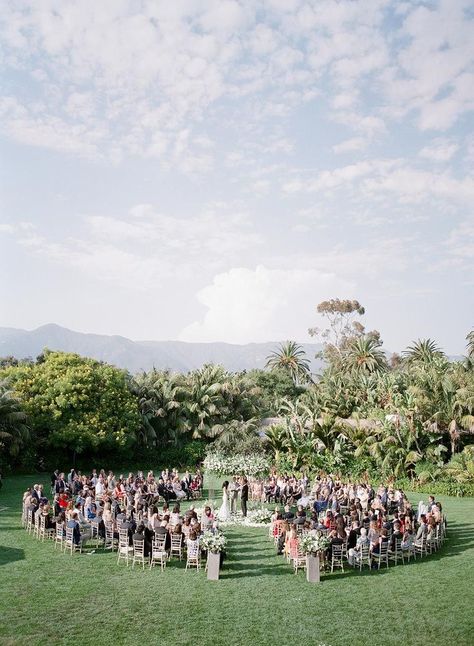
[240,477,249,517]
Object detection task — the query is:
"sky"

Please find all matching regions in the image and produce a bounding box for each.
[0,0,473,354]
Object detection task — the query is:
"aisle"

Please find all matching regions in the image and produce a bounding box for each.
[221,526,288,580]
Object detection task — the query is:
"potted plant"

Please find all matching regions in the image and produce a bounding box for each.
[200,531,227,580]
[299,534,330,583]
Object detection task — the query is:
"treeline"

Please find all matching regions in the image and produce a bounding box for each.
[1,300,474,495]
[0,349,299,472]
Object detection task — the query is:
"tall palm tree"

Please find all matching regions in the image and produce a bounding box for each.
[403,338,445,365]
[344,337,388,375]
[265,341,312,385]
[466,330,474,359]
[0,381,29,456]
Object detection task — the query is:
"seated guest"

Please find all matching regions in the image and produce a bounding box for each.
[401,528,414,551]
[201,507,214,531]
[184,506,198,521]
[41,503,55,530]
[294,509,306,526]
[282,505,294,521]
[277,521,290,555]
[67,512,91,547]
[347,520,360,550]
[390,521,404,551]
[187,530,199,553]
[372,527,389,555]
[132,523,151,557]
[182,517,192,538]
[416,515,428,542]
[102,502,113,525]
[169,505,181,526]
[348,527,370,566]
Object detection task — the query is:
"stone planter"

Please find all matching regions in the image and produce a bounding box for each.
[207,551,221,580]
[306,553,320,583]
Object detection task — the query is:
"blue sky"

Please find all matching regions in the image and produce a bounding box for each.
[0,0,473,354]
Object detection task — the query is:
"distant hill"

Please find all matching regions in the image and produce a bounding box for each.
[0,324,324,374]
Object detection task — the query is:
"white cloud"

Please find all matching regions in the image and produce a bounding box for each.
[419,138,459,162]
[382,0,474,131]
[283,158,474,206]
[332,137,367,154]
[9,203,262,290]
[180,265,353,343]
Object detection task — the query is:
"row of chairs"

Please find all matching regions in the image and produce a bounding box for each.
[24,508,85,556]
[22,504,204,572]
[271,519,446,575]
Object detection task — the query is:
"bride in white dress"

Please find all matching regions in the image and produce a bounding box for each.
[218,480,231,521]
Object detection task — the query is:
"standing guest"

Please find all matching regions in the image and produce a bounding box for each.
[55,473,66,494]
[240,477,249,518]
[51,470,59,491]
[229,477,240,514]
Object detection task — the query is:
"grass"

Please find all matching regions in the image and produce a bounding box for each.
[1,473,473,646]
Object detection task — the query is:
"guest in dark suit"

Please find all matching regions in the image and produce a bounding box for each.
[241,478,249,517]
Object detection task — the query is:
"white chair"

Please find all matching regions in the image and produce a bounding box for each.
[186,541,200,571]
[54,522,64,551]
[90,519,102,548]
[65,526,82,555]
[26,510,33,534]
[331,544,345,573]
[414,536,427,558]
[104,522,117,551]
[389,538,403,565]
[150,537,168,571]
[117,529,133,566]
[355,544,371,571]
[170,534,183,560]
[33,509,42,538]
[39,515,54,542]
[132,537,147,570]
[372,542,389,569]
[293,546,306,574]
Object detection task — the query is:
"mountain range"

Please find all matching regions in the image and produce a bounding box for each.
[0,324,324,374]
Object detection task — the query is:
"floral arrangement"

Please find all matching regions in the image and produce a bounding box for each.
[247,508,272,524]
[299,533,331,555]
[203,451,270,477]
[199,530,227,554]
[218,508,271,528]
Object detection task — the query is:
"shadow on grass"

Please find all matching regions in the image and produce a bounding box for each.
[0,545,25,566]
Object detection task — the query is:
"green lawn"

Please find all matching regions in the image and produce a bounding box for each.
[1,474,473,646]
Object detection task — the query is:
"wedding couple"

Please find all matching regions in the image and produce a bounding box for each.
[218,476,248,521]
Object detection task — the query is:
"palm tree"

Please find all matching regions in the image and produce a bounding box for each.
[265,341,312,385]
[0,381,29,456]
[186,365,232,439]
[466,330,474,358]
[344,337,388,375]
[403,338,445,365]
[210,418,260,452]
[132,371,189,446]
[444,446,474,484]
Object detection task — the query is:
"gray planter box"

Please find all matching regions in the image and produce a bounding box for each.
[207,551,220,580]
[306,554,320,583]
